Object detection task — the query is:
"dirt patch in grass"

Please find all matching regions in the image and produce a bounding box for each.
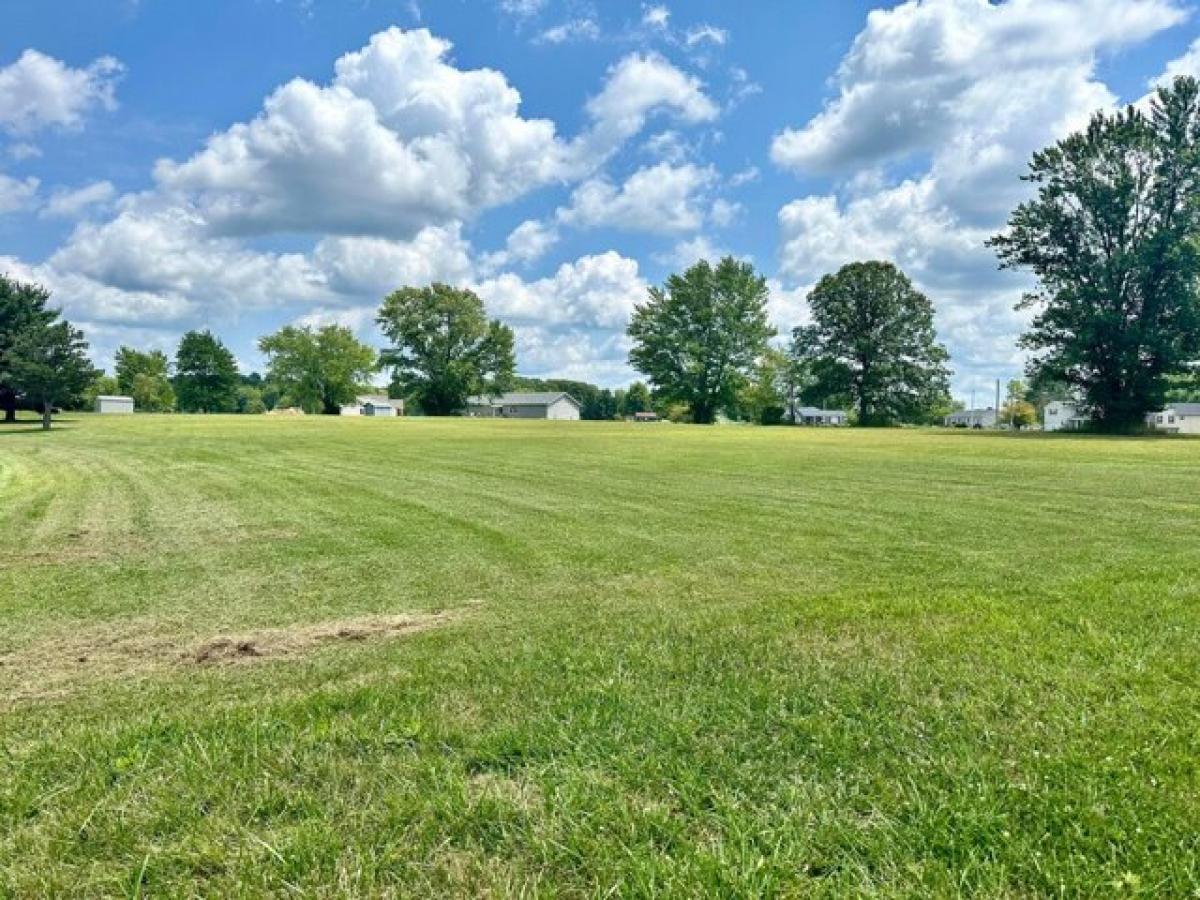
[0,611,457,706]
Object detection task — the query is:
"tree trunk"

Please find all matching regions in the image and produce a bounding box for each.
[42,401,52,431]
[1,388,16,423]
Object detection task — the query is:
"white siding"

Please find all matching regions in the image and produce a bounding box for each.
[96,396,134,414]
[546,398,580,420]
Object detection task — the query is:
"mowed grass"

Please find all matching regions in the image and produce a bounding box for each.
[2,415,1199,897]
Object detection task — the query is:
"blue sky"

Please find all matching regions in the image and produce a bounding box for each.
[1,0,1198,400]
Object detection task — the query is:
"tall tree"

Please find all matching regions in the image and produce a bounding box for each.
[258,324,377,414]
[115,347,175,412]
[0,275,57,422]
[377,284,515,416]
[990,76,1200,433]
[174,330,239,413]
[800,261,951,426]
[7,318,98,430]
[627,257,775,424]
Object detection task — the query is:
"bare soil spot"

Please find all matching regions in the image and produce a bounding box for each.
[0,611,457,706]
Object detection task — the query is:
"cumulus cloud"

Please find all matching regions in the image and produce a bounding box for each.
[312,224,474,297]
[771,0,1186,174]
[39,180,116,219]
[558,162,716,234]
[0,49,123,135]
[473,251,645,328]
[577,52,718,163]
[480,218,560,273]
[152,30,714,242]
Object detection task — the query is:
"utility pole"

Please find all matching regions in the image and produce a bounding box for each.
[995,378,1001,428]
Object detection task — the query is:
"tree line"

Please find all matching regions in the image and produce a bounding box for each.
[3,76,1198,432]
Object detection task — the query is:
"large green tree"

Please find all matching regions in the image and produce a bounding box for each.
[174,330,239,413]
[990,76,1200,433]
[377,284,515,416]
[258,324,377,415]
[115,347,175,412]
[799,261,951,426]
[0,275,57,422]
[627,257,775,424]
[8,318,98,430]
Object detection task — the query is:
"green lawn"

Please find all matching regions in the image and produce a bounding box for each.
[2,415,1199,897]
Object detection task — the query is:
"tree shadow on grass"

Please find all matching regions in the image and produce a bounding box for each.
[0,417,81,436]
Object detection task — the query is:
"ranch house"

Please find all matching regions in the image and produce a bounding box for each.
[464,392,582,420]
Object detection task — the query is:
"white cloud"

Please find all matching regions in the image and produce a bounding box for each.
[559,161,716,234]
[40,180,116,219]
[685,25,727,47]
[312,224,474,296]
[474,251,645,328]
[656,234,730,270]
[728,165,759,188]
[1154,36,1200,85]
[0,49,123,135]
[7,142,41,161]
[156,28,569,239]
[709,198,740,228]
[152,31,715,241]
[642,5,670,28]
[0,174,38,214]
[771,0,1187,174]
[500,0,546,16]
[577,52,718,163]
[539,19,601,44]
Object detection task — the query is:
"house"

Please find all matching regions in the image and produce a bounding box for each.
[361,397,397,417]
[340,395,404,417]
[1044,401,1088,432]
[945,407,997,428]
[794,406,848,426]
[464,392,581,420]
[95,395,134,414]
[1147,403,1200,435]
[632,411,660,422]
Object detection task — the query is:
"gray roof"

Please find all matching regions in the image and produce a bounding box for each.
[797,406,847,417]
[96,395,134,401]
[1166,402,1200,415]
[357,395,395,407]
[466,392,580,408]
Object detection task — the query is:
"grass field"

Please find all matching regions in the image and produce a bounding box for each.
[2,414,1199,897]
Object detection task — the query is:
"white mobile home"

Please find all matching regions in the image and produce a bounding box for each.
[464,392,581,420]
[945,407,997,428]
[95,395,134,414]
[794,406,848,426]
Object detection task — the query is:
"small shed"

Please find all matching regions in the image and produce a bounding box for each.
[95,395,135,414]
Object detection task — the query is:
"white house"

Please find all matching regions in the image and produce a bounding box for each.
[793,406,848,426]
[1147,403,1200,435]
[464,392,581,420]
[340,395,403,417]
[95,395,134,414]
[1044,401,1088,432]
[945,407,997,428]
